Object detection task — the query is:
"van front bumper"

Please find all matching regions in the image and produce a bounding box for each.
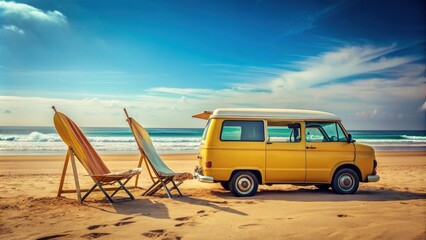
[194,166,214,183]
[367,174,380,182]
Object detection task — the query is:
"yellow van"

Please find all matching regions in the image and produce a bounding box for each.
[193,108,380,197]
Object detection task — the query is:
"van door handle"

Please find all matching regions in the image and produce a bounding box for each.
[306,146,316,150]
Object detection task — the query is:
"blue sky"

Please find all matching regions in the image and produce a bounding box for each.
[0,0,425,129]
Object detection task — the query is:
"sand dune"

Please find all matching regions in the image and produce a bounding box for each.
[0,152,425,239]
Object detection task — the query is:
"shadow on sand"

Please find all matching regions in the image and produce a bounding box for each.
[174,195,248,216]
[112,198,171,218]
[209,187,426,202]
[83,198,171,219]
[84,192,247,218]
[78,185,425,219]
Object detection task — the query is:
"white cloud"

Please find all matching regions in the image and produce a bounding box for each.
[355,109,394,119]
[355,110,376,118]
[0,95,204,127]
[272,44,417,90]
[2,24,24,35]
[0,1,67,25]
[144,44,426,129]
[148,87,216,98]
[420,102,426,111]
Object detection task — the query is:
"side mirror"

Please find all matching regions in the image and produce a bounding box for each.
[347,134,355,143]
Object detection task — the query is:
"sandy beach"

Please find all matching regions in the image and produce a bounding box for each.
[0,151,425,240]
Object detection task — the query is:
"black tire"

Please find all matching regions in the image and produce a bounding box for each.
[331,168,359,194]
[315,184,331,190]
[229,171,258,197]
[220,181,230,190]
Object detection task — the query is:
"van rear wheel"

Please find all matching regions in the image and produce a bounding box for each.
[229,171,258,197]
[220,181,230,190]
[332,168,359,194]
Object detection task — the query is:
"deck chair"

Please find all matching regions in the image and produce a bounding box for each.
[124,108,193,198]
[52,106,141,203]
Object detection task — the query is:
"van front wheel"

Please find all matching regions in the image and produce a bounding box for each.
[332,168,359,194]
[230,171,258,197]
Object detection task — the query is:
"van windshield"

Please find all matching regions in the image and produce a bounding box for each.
[305,122,348,142]
[201,119,211,140]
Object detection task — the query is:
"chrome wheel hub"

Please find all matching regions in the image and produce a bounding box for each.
[236,176,253,193]
[338,174,354,190]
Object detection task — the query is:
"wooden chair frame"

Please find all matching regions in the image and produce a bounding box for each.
[57,148,136,203]
[124,108,183,198]
[53,106,139,203]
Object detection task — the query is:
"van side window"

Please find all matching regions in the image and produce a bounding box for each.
[267,122,301,142]
[221,121,264,142]
[306,122,348,142]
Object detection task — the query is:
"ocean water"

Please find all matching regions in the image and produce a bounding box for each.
[0,126,425,155]
[0,127,203,155]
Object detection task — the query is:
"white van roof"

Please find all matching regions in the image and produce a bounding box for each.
[193,108,340,121]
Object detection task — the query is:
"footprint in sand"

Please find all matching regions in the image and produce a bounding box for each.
[114,221,136,227]
[174,216,191,221]
[238,224,263,229]
[163,237,182,240]
[87,224,108,230]
[196,210,210,217]
[87,217,135,230]
[36,234,69,240]
[142,229,166,238]
[175,222,197,227]
[81,232,111,239]
[174,216,198,227]
[142,229,182,240]
[175,223,185,227]
[174,210,212,227]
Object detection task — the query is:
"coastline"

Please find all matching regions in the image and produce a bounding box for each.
[0,150,424,162]
[0,153,199,162]
[2,127,425,155]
